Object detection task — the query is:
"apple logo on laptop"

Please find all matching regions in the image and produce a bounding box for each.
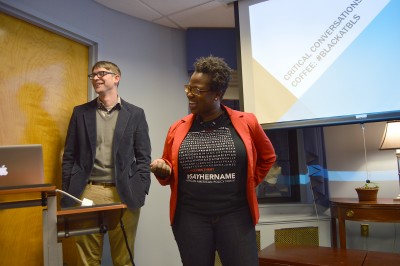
[0,165,8,176]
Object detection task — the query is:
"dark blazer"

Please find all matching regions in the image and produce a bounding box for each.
[61,98,151,210]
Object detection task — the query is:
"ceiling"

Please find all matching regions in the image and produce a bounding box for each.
[94,0,236,30]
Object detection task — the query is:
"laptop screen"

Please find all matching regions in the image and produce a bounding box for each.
[0,144,45,189]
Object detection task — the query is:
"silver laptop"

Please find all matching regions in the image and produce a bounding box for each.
[0,144,46,189]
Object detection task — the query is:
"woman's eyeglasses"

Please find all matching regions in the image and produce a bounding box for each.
[88,71,115,80]
[184,85,209,96]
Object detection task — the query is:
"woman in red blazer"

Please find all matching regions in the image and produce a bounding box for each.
[151,56,276,266]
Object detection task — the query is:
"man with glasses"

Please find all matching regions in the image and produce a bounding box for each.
[61,61,151,265]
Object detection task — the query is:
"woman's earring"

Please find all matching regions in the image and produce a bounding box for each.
[215,97,218,101]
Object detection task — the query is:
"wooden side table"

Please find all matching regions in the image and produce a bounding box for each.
[330,198,400,249]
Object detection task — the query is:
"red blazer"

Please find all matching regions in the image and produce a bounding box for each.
[156,105,276,225]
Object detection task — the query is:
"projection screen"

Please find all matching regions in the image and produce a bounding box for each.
[238,0,400,129]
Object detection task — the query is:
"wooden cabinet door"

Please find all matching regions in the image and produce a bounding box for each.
[0,11,88,266]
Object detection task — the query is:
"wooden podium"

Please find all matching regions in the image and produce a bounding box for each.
[0,184,58,266]
[0,185,126,266]
[57,203,127,238]
[56,203,127,265]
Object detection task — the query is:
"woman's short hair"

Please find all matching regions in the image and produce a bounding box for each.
[193,56,232,98]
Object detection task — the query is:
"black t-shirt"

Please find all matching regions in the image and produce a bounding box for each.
[177,112,248,215]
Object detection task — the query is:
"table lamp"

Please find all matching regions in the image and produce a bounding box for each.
[379,121,400,201]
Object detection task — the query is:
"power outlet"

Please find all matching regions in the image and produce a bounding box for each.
[361,224,369,237]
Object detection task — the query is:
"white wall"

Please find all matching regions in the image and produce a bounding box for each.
[325,122,399,198]
[0,0,187,265]
[324,121,400,252]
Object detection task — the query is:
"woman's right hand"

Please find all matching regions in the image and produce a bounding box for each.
[150,159,171,178]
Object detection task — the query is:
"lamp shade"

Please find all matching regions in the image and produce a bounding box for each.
[379,121,400,150]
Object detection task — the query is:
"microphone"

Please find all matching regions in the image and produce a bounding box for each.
[56,189,94,206]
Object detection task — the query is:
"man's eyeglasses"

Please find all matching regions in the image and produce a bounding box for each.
[88,71,115,80]
[184,85,209,96]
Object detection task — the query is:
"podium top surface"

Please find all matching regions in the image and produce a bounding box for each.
[57,203,127,231]
[0,184,55,195]
[58,203,127,215]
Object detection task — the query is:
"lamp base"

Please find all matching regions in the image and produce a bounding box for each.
[393,194,400,201]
